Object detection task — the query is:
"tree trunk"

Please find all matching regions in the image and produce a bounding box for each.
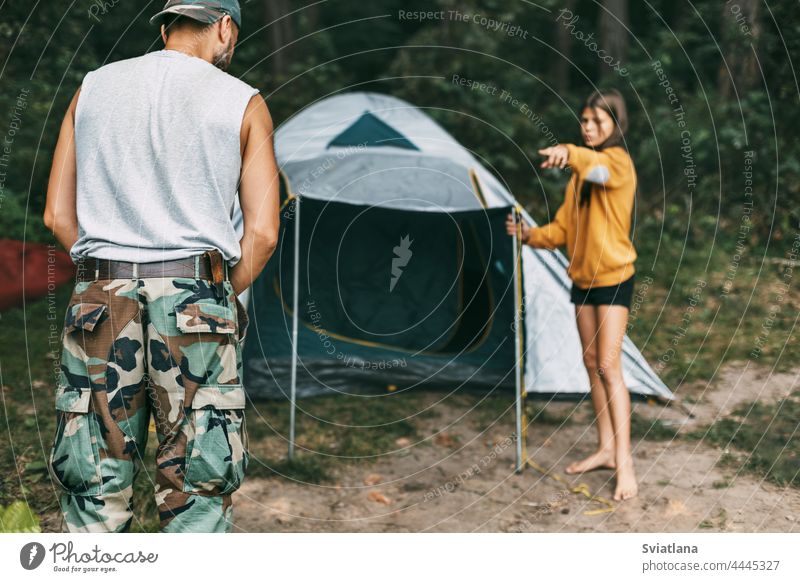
[264,0,295,79]
[598,0,629,80]
[304,2,319,35]
[718,0,761,99]
[553,0,577,93]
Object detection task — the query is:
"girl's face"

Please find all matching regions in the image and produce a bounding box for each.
[580,106,616,147]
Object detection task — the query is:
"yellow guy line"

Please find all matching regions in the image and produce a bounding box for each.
[525,457,616,516]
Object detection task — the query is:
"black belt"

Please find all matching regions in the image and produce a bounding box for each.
[76,251,227,283]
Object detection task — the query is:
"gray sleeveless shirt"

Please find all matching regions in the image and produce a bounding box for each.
[71,49,260,265]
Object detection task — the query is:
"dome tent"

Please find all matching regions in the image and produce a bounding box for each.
[242,92,672,468]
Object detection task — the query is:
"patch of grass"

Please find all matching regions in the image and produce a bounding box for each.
[0,500,41,532]
[254,391,424,455]
[466,393,515,431]
[698,508,728,530]
[629,236,800,387]
[630,414,680,441]
[716,451,742,470]
[690,396,800,488]
[0,287,72,525]
[244,390,436,482]
[526,402,576,427]
[246,455,331,484]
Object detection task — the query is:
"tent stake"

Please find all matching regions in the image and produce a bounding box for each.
[512,206,526,473]
[288,196,301,460]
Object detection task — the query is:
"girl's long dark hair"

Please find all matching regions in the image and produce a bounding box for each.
[579,89,629,207]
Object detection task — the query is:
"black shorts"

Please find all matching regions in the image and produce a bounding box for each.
[570,274,635,308]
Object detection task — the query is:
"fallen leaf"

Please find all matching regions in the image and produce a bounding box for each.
[492,436,507,446]
[363,473,383,486]
[664,499,688,517]
[367,491,392,505]
[435,433,456,448]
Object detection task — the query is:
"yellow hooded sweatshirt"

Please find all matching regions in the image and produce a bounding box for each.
[527,144,637,289]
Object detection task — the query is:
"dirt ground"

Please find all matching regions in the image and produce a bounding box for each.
[232,363,800,533]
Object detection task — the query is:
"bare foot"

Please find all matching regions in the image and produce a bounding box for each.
[565,449,616,475]
[613,456,638,501]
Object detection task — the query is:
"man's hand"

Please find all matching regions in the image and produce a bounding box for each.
[230,94,280,295]
[43,87,81,251]
[538,145,569,169]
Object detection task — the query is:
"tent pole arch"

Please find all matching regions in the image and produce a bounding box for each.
[513,206,527,472]
[288,195,301,460]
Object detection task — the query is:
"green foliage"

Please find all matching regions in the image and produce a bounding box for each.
[690,396,800,488]
[247,455,332,484]
[0,0,796,235]
[0,191,52,243]
[0,501,42,533]
[630,413,679,441]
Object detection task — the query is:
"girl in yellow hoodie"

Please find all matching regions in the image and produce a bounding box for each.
[507,89,639,501]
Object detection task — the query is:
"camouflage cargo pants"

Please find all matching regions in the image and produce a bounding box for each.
[47,275,249,533]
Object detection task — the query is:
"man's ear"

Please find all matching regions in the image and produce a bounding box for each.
[217,15,233,42]
[160,23,168,44]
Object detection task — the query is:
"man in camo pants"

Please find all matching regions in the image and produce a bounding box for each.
[43,0,279,532]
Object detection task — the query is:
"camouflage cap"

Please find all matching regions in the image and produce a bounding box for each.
[150,0,242,29]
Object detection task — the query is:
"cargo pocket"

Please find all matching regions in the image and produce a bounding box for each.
[58,299,111,392]
[175,302,236,335]
[233,296,249,344]
[221,280,249,345]
[48,387,103,496]
[174,294,241,386]
[183,385,248,496]
[64,302,108,333]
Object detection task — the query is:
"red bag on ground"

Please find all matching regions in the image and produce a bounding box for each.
[0,239,75,312]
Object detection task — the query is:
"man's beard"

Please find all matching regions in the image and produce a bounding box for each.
[212,38,234,71]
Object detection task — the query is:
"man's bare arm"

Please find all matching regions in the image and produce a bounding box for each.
[230,94,280,295]
[43,88,81,251]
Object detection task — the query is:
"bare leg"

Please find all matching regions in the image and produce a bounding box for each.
[596,304,638,501]
[565,304,617,474]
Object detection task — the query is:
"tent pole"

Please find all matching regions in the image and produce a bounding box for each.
[288,196,301,460]
[512,206,526,473]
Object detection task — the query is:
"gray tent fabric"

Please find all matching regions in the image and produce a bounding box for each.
[260,91,672,401]
[284,153,483,211]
